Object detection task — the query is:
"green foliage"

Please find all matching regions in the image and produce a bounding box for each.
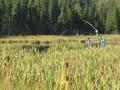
[0,0,120,35]
[105,7,118,33]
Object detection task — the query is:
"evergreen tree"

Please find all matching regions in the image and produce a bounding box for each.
[0,0,120,35]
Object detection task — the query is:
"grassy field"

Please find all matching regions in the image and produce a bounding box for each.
[0,35,120,90]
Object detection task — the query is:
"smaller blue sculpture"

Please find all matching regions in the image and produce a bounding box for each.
[99,38,107,46]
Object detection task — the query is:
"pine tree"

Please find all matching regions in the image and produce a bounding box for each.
[0,0,120,35]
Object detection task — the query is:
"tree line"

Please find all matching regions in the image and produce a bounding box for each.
[0,0,120,35]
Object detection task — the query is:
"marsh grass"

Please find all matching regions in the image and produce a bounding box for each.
[0,35,120,90]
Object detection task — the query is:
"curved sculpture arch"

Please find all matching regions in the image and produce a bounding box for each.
[82,19,98,36]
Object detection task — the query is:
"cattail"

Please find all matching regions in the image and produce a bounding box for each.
[4,56,12,90]
[5,56,11,67]
[52,81,56,89]
[65,62,70,90]
[66,76,69,81]
[65,62,69,68]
